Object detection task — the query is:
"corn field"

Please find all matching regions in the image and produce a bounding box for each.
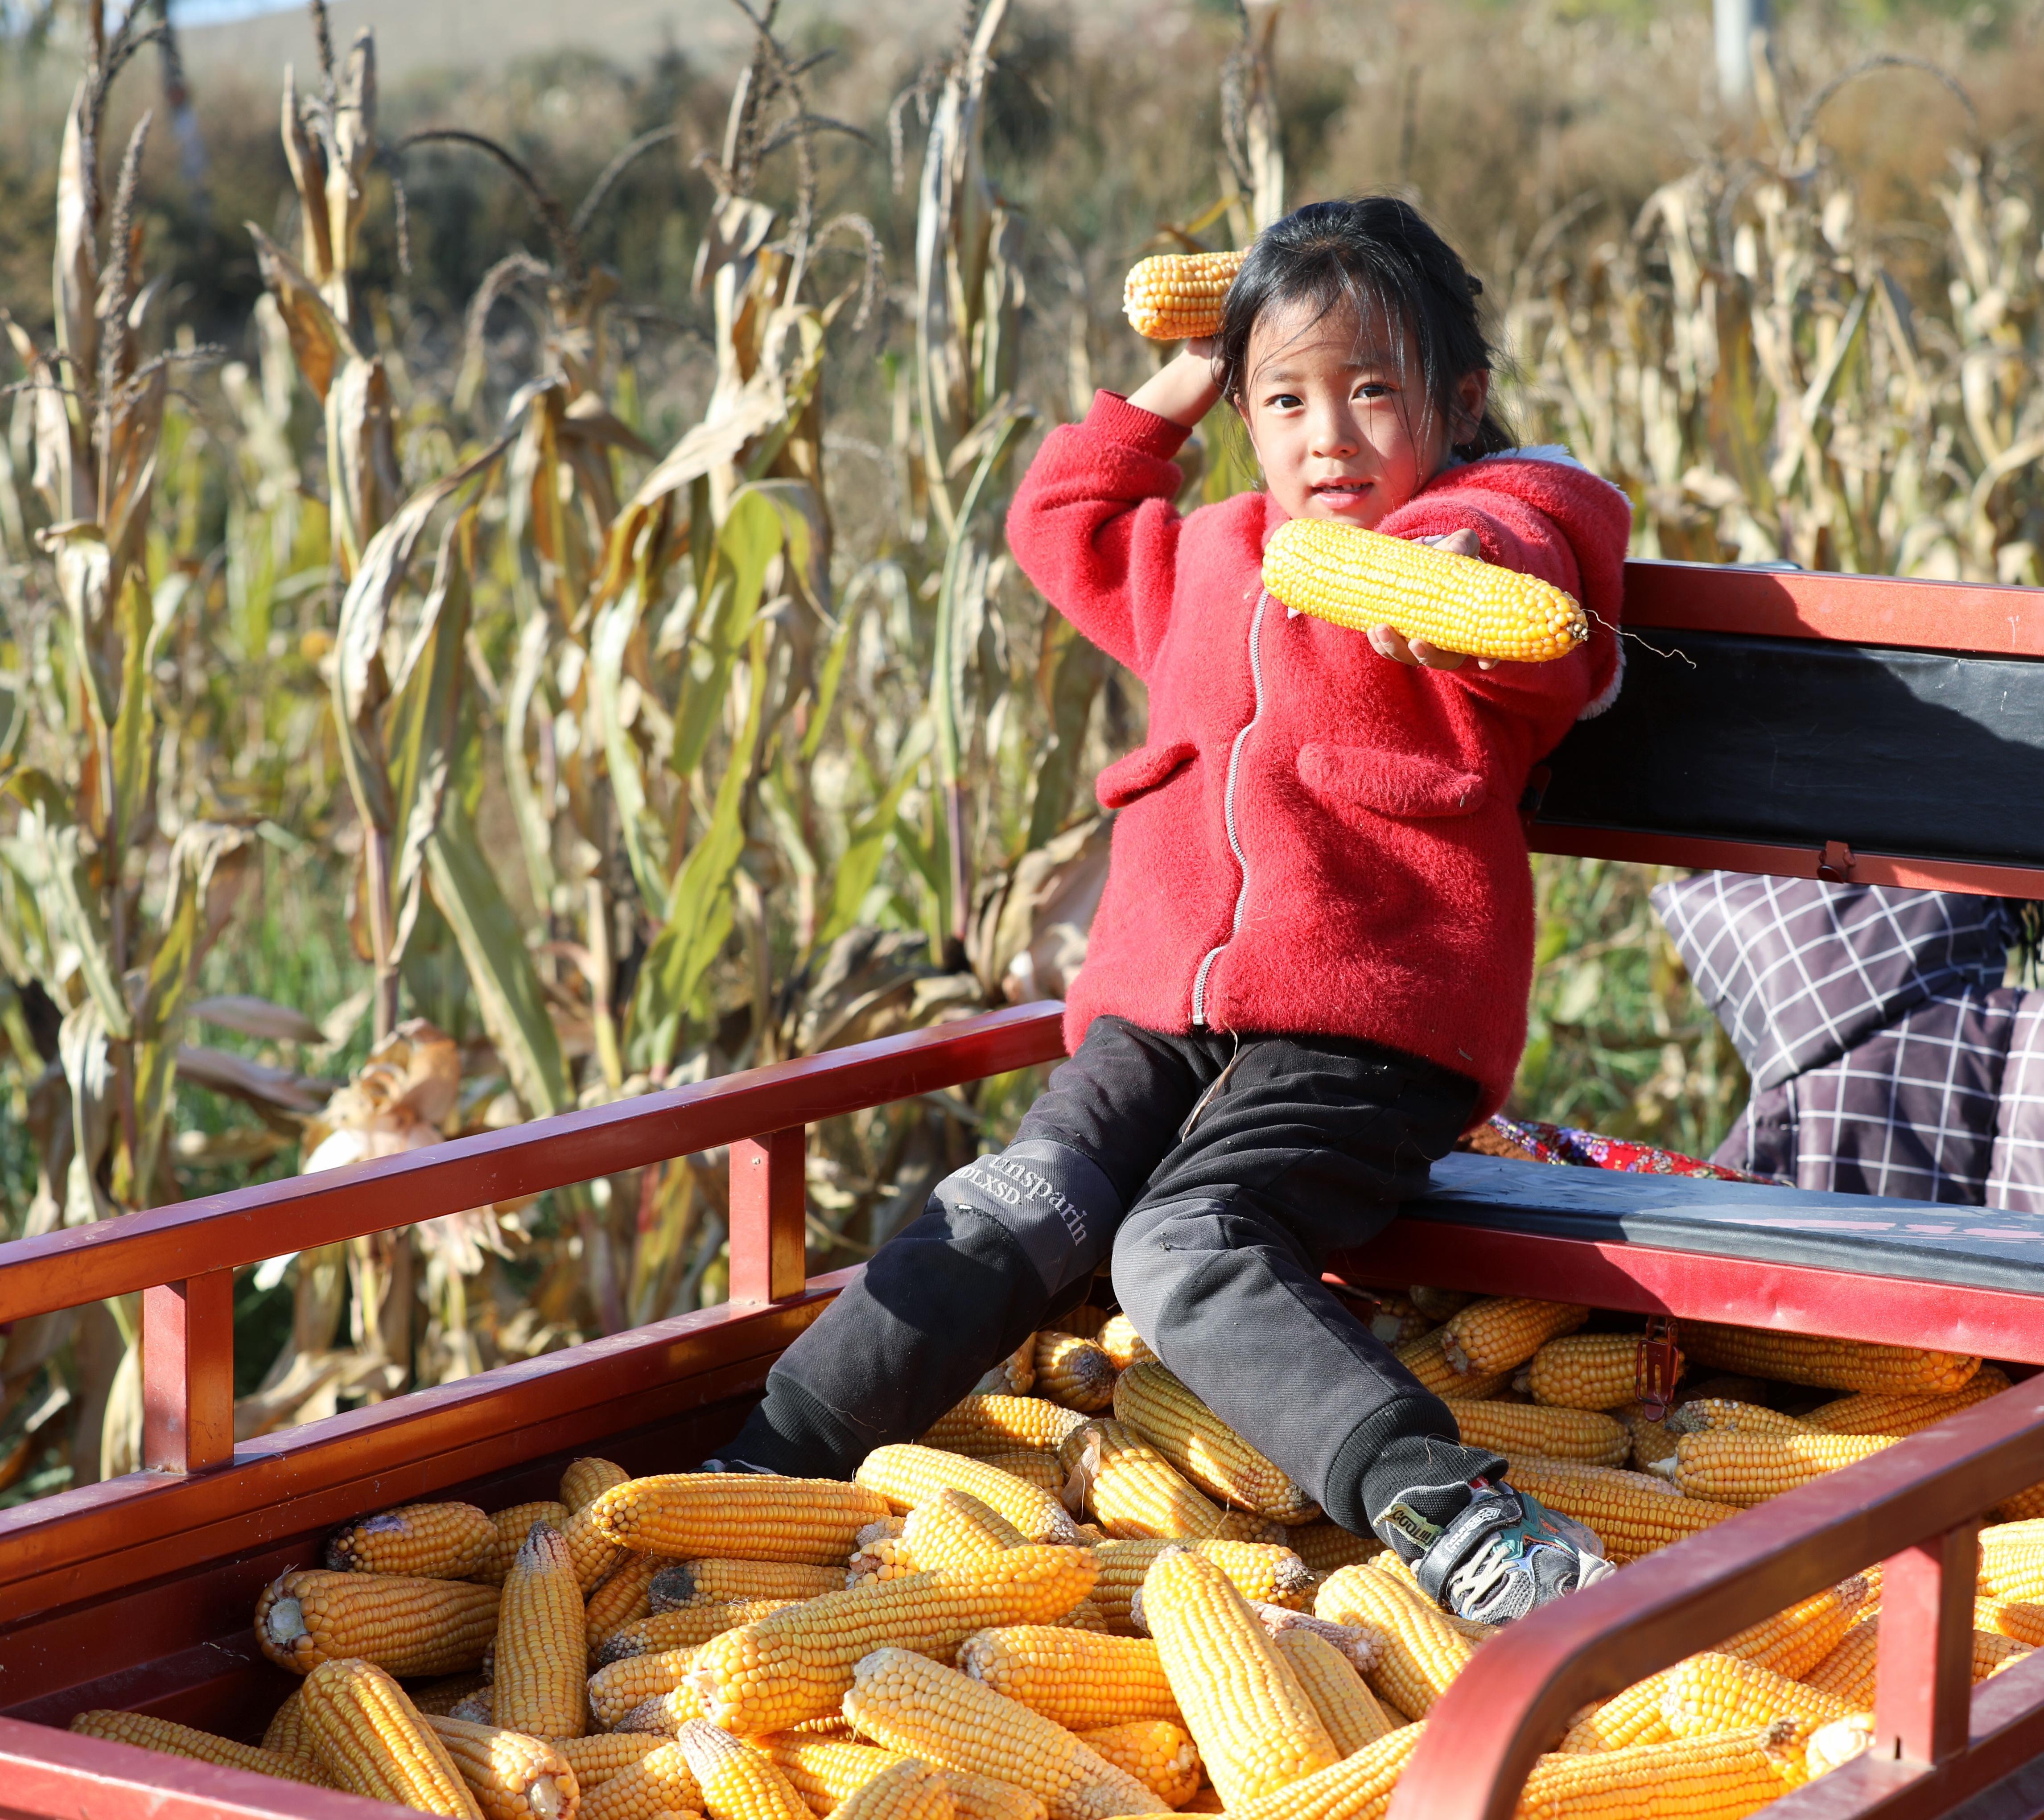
[0,0,2038,1501]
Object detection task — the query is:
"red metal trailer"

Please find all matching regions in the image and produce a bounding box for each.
[3,560,2044,1819]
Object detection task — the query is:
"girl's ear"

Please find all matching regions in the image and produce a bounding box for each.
[1451,369,1492,448]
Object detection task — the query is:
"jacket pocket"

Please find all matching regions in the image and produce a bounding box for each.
[1297,743,1488,819]
[1095,740,1197,811]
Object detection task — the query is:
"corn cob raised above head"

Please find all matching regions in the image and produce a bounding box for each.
[923,1396,1090,1459]
[1262,523,1590,665]
[1269,1626,1397,1756]
[1094,1316,1155,1373]
[1523,1333,1686,1412]
[1314,1564,1474,1720]
[677,1719,816,1820]
[256,1569,500,1677]
[1058,1418,1230,1540]
[579,1739,703,1820]
[650,1557,845,1611]
[842,1647,1169,1820]
[1074,1721,1202,1808]
[1802,1367,2013,1437]
[69,1710,331,1787]
[1035,1332,1120,1413]
[958,1625,1183,1729]
[1679,1322,1982,1396]
[689,1544,1103,1735]
[1439,1298,1591,1376]
[591,1471,893,1564]
[859,1444,1084,1544]
[1215,1720,1423,1820]
[494,1521,586,1740]
[298,1656,485,1818]
[480,1502,571,1586]
[976,1337,1038,1398]
[1659,1429,1897,1506]
[1447,1401,1629,1469]
[423,1713,579,1820]
[1112,1363,1319,1523]
[325,1501,496,1579]
[1502,1457,1739,1564]
[1122,250,1245,341]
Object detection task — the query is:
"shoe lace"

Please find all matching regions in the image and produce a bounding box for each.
[1445,1530,1520,1614]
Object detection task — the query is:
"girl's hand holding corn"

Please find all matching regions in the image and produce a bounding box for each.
[1368,531,1498,671]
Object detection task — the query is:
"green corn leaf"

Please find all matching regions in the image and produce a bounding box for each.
[817,715,934,948]
[589,576,670,917]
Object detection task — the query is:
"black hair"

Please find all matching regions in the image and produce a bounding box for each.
[1213,195,1515,460]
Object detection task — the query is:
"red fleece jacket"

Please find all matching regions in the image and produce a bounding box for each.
[1005,391,1633,1119]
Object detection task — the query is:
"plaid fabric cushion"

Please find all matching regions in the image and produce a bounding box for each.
[1653,874,2017,1091]
[1987,993,2044,1215]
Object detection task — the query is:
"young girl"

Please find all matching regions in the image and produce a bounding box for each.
[716,198,1632,1625]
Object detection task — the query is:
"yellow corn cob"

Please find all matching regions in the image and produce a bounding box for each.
[68,1710,330,1786]
[678,1720,817,1820]
[1096,1317,1155,1372]
[843,1647,1168,1820]
[299,1656,484,1817]
[926,1396,1092,1458]
[1523,1334,1686,1412]
[597,1596,802,1665]
[495,1521,586,1739]
[1122,250,1245,341]
[958,1626,1183,1728]
[588,1551,665,1655]
[1978,1595,2044,1647]
[1271,1627,1397,1754]
[264,1688,312,1759]
[765,1735,910,1813]
[1661,1430,1897,1505]
[1091,1538,1313,1632]
[977,1338,1038,1398]
[1805,1714,1877,1782]
[1058,1419,1230,1540]
[449,1689,494,1725]
[835,1758,956,1820]
[1447,1402,1629,1469]
[591,1472,893,1563]
[1717,1577,1871,1680]
[1517,1721,1810,1816]
[1217,1721,1422,1820]
[1996,1482,2044,1523]
[1559,1668,1683,1753]
[1285,1522,1383,1576]
[1313,1564,1473,1719]
[256,1569,499,1676]
[690,1544,1103,1734]
[652,1558,849,1610]
[849,1536,921,1587]
[581,1740,704,1820]
[1440,1299,1591,1376]
[1263,524,1589,664]
[325,1502,496,1579]
[1036,1333,1121,1413]
[407,1673,494,1718]
[1803,1367,2013,1437]
[1361,1292,1434,1351]
[1074,1721,1200,1808]
[1804,1618,2031,1705]
[563,1501,627,1594]
[564,1457,632,1513]
[590,1643,703,1729]
[1657,1651,1855,1736]
[1679,1322,1981,1396]
[1504,1458,1740,1564]
[423,1715,578,1820]
[1615,1404,1678,1473]
[481,1503,571,1586]
[556,1731,666,1792]
[1064,1308,1110,1340]
[978,1450,1069,1498]
[1665,1398,1809,1440]
[947,1771,1051,1820]
[1393,1330,1511,1401]
[858,1445,1083,1544]
[1343,1551,1496,1645]
[903,1488,1031,1568]
[1112,1363,1319,1522]
[1979,1521,2044,1599]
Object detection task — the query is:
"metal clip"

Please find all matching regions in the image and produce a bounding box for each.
[1635,1316,1681,1421]
[1817,840,1854,883]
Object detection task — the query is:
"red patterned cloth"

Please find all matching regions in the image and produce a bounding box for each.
[1479,1114,1780,1183]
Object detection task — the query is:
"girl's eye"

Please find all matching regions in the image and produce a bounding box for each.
[1265,392,1303,411]
[1356,382,1393,400]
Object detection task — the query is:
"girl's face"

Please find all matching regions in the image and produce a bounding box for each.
[1234,294,1489,527]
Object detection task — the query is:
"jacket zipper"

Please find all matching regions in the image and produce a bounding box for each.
[1191,588,1272,1029]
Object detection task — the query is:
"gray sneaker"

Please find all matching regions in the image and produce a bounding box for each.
[1374,1475,1614,1624]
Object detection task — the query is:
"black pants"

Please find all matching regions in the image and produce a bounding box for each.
[724,1016,1500,1535]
